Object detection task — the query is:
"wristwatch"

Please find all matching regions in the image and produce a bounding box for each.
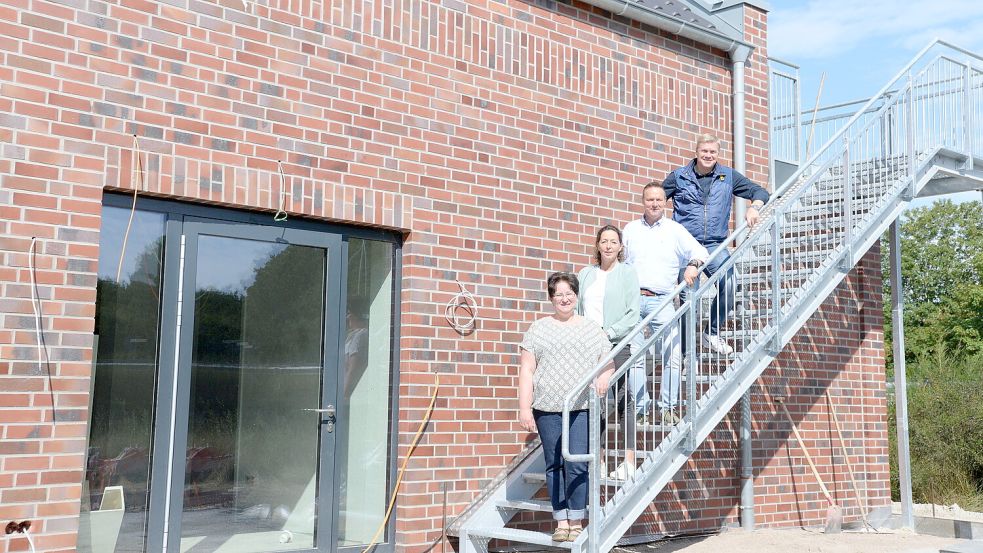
[687,259,704,269]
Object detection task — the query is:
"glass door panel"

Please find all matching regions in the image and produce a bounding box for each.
[337,238,394,547]
[174,227,339,553]
[81,205,166,553]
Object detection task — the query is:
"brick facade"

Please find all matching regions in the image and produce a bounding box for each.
[0,1,889,552]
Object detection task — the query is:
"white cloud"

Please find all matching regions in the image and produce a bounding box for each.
[770,0,983,61]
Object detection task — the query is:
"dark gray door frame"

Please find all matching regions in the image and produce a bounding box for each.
[161,220,342,553]
[102,194,402,553]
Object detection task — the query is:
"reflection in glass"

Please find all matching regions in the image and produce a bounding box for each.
[80,205,165,553]
[337,238,394,546]
[179,236,325,552]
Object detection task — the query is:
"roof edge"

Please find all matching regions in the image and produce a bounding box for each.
[578,0,755,54]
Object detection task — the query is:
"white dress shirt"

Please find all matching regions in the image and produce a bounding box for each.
[623,215,709,294]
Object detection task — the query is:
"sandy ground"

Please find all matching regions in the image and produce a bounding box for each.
[615,528,963,553]
[898,502,983,523]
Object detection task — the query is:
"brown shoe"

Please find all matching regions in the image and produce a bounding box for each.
[551,527,569,542]
[566,527,583,542]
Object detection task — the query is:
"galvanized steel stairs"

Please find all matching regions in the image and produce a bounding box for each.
[450,40,983,553]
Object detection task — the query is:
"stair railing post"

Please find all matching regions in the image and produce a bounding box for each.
[589,390,601,553]
[685,280,698,453]
[840,135,853,271]
[906,79,916,176]
[963,62,975,169]
[769,219,781,349]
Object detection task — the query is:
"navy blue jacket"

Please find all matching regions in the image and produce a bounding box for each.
[663,160,770,245]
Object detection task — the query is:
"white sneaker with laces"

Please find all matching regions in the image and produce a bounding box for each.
[608,462,636,481]
[703,332,734,355]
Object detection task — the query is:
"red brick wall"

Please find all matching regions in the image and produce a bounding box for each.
[623,246,889,538]
[0,1,889,552]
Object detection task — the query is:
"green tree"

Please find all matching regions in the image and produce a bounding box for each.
[883,199,983,372]
[883,199,983,507]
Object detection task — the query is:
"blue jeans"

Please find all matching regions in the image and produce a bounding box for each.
[630,295,683,413]
[680,243,735,337]
[534,409,588,521]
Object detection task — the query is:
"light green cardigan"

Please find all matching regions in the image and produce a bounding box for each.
[576,263,640,342]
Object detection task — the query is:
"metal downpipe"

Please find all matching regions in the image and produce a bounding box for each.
[732,45,751,238]
[730,43,756,531]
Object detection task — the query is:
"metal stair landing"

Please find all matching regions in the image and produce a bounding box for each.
[451,40,983,553]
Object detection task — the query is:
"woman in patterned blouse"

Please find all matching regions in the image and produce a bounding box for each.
[518,272,615,542]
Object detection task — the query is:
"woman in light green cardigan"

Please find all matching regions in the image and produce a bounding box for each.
[576,224,640,481]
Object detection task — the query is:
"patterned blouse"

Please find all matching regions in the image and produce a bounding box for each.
[520,315,611,412]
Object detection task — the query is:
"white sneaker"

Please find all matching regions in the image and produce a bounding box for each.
[608,462,636,481]
[703,333,734,355]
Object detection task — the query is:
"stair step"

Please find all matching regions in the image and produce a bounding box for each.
[495,499,553,512]
[528,472,622,488]
[796,191,845,207]
[736,266,817,286]
[718,328,763,342]
[751,234,839,256]
[785,203,850,221]
[464,526,574,548]
[522,472,546,484]
[636,421,685,432]
[780,215,844,235]
[740,248,834,270]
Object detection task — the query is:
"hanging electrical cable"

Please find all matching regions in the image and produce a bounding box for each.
[275,160,288,221]
[116,134,146,283]
[444,280,478,334]
[28,238,55,424]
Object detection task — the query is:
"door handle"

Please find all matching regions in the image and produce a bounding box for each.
[304,405,336,431]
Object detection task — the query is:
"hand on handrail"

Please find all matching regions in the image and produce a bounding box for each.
[592,366,613,397]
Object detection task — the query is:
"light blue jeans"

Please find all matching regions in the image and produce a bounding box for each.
[630,295,683,414]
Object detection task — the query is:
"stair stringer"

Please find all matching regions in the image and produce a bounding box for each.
[447,439,545,538]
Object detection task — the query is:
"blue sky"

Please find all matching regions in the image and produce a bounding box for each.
[768,0,983,207]
[769,0,983,106]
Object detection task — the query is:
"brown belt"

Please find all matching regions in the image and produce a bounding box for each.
[640,288,658,296]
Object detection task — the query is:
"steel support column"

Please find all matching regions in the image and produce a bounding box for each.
[890,220,914,529]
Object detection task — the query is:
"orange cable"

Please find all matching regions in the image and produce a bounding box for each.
[361,372,440,553]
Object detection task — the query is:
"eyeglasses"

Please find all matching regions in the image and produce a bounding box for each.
[552,292,577,300]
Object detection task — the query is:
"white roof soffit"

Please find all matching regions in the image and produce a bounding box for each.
[578,0,754,55]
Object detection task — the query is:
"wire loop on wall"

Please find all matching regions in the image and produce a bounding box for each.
[444,280,478,335]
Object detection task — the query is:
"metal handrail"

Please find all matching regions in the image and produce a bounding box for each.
[558,39,983,553]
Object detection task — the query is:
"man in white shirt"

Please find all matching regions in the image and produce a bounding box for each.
[623,182,708,424]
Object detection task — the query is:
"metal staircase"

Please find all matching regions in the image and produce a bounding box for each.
[450,40,983,553]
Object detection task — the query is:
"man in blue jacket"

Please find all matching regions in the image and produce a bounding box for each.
[663,134,770,355]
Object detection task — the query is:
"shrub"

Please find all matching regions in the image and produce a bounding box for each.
[889,351,983,511]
